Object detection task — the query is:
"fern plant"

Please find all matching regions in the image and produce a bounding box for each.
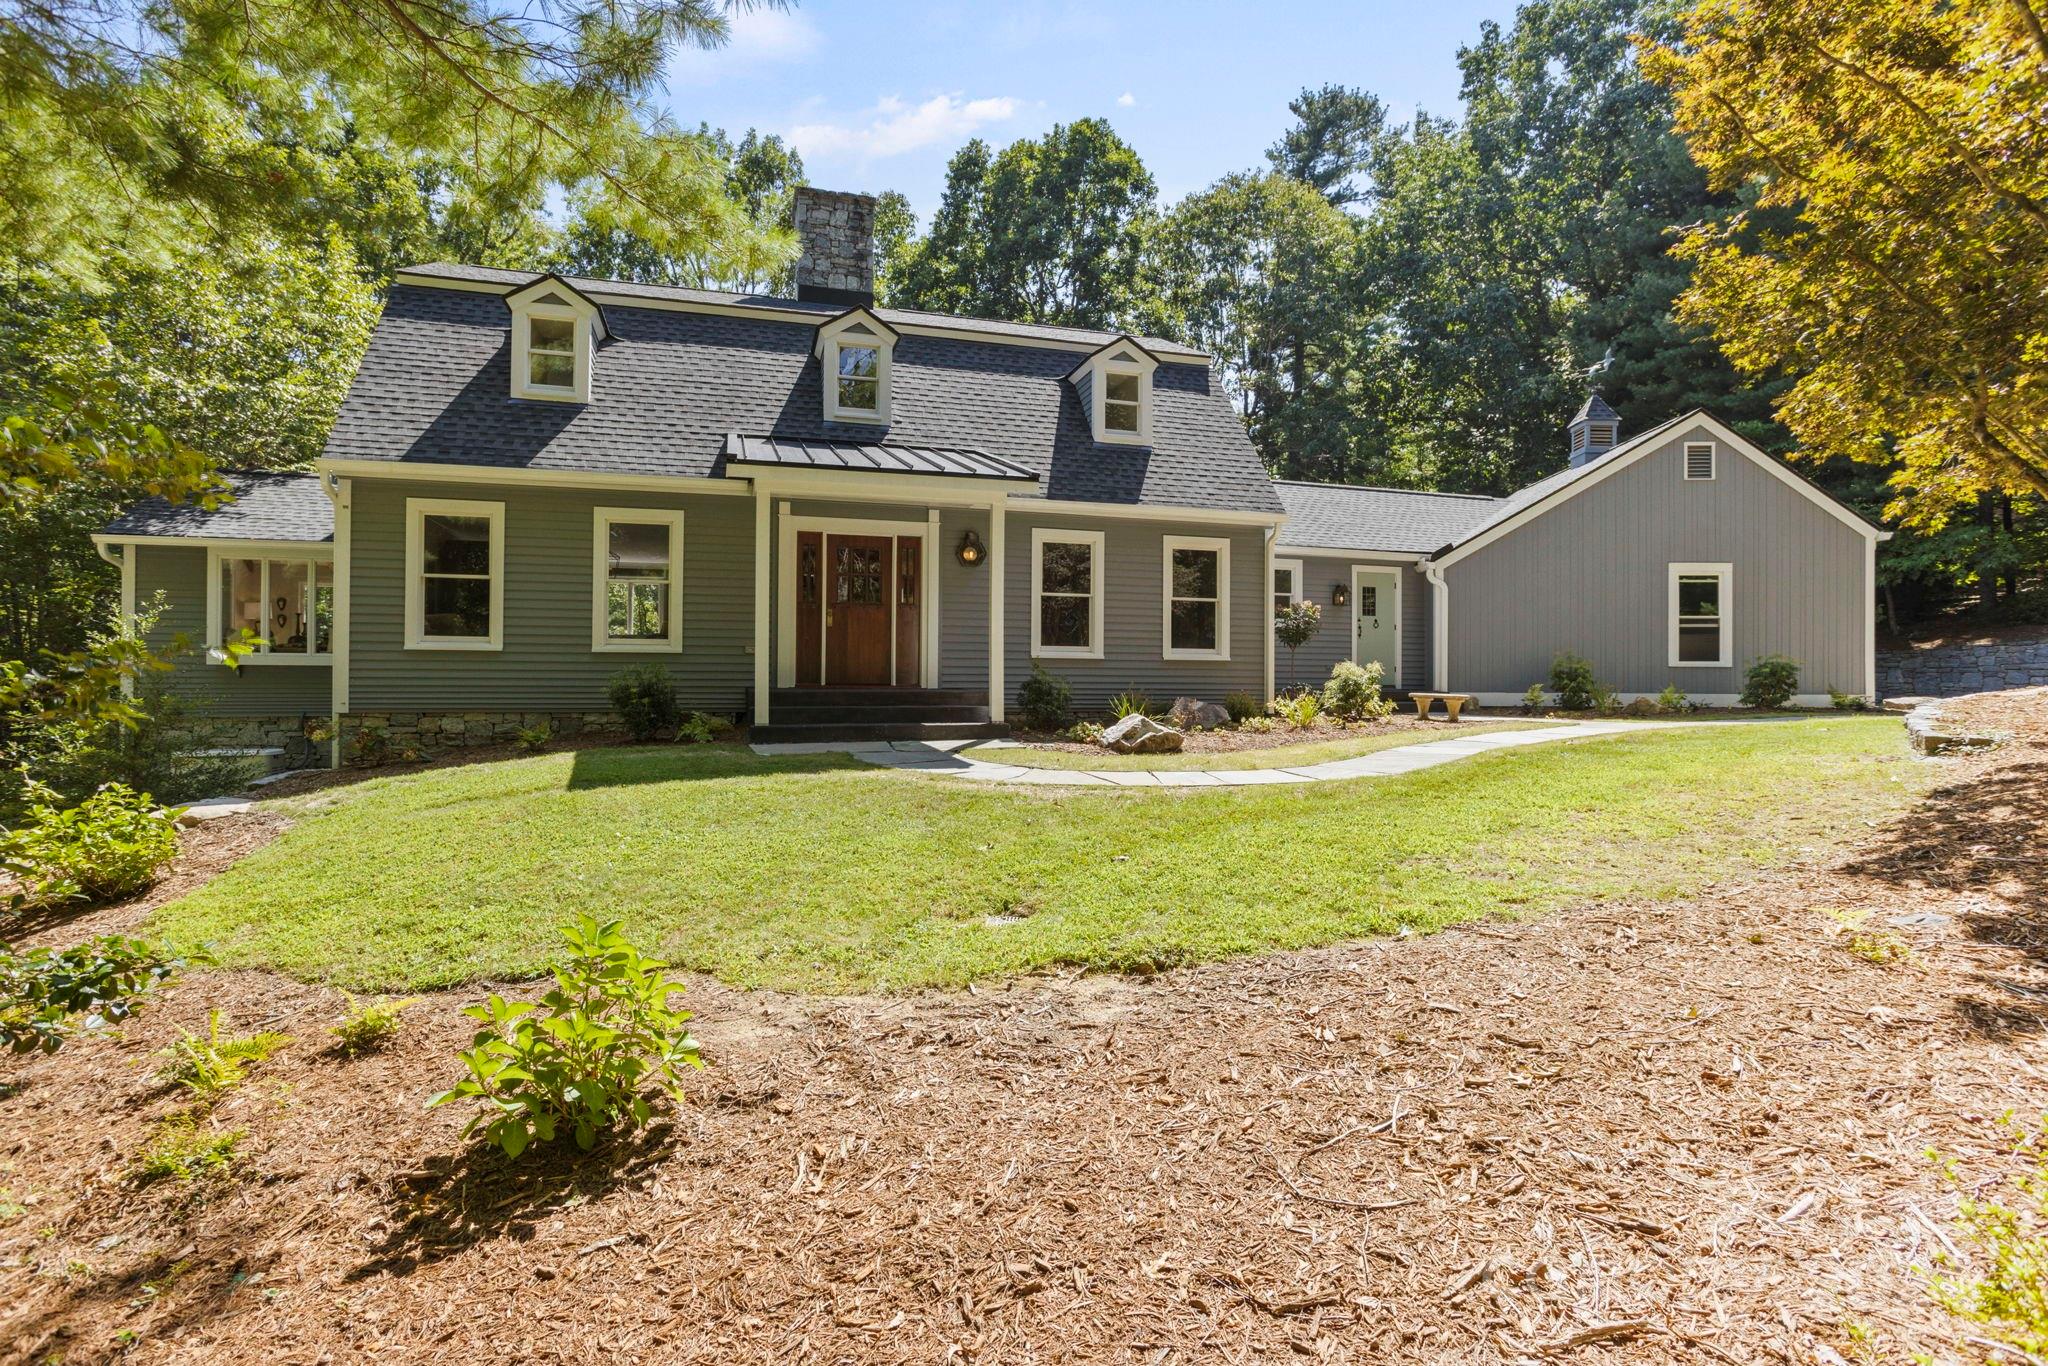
[157,1011,291,1101]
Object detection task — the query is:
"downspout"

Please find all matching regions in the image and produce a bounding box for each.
[320,474,352,768]
[93,538,137,698]
[1422,560,1449,694]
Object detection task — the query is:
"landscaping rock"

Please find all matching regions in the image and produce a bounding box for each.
[1167,697,1231,730]
[1099,714,1185,754]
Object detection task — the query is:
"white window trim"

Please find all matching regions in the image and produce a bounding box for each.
[1668,561,1733,669]
[1272,557,1303,610]
[591,507,684,653]
[1162,534,1231,661]
[511,303,592,403]
[203,547,335,666]
[818,313,894,425]
[1683,441,1717,480]
[405,497,504,651]
[1030,527,1105,660]
[1089,351,1154,446]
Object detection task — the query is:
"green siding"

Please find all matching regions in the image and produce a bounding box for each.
[133,545,332,719]
[345,479,754,713]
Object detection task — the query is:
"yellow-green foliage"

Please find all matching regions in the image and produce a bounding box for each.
[1931,1115,2048,1356]
[330,995,420,1056]
[134,1116,242,1183]
[1820,907,1912,967]
[156,1010,290,1100]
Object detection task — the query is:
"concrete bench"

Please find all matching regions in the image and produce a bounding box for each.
[1408,692,1476,722]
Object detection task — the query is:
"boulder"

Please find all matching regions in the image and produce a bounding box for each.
[1099,714,1185,755]
[1167,696,1232,730]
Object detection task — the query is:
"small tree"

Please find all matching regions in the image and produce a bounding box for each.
[1548,652,1602,710]
[1274,600,1324,690]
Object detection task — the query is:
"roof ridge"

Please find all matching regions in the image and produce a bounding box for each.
[1273,479,1500,501]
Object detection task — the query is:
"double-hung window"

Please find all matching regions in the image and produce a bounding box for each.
[1163,535,1231,660]
[818,311,895,424]
[406,498,503,650]
[1031,528,1104,660]
[1668,562,1731,668]
[592,508,684,652]
[1272,558,1303,614]
[212,554,332,661]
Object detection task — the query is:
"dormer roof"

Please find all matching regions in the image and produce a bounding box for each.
[810,304,899,359]
[505,273,609,341]
[1065,335,1162,382]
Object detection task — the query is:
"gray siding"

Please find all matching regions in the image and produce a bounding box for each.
[1278,555,1430,695]
[133,545,332,719]
[937,506,992,691]
[1004,511,1267,713]
[1442,422,1871,698]
[346,479,754,712]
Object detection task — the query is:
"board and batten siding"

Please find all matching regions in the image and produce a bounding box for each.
[1277,555,1430,695]
[1441,423,1871,699]
[133,544,332,718]
[345,479,753,713]
[1003,510,1267,713]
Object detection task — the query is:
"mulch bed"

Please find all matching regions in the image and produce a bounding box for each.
[3,695,2045,1363]
[1011,711,1488,756]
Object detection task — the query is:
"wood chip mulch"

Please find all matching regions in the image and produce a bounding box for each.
[2,694,2045,1364]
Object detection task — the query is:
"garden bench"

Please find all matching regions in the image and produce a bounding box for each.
[1407,692,1476,722]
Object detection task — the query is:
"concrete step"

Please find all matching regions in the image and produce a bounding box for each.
[749,720,1011,744]
[770,703,990,725]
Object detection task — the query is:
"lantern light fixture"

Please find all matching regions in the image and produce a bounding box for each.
[956,529,987,567]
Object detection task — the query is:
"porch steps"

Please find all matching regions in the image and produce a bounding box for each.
[747,687,1010,744]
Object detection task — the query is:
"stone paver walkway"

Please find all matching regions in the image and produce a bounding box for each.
[751,718,1707,786]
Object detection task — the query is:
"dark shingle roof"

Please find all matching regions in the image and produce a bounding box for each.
[325,285,1282,514]
[102,471,331,542]
[1571,392,1619,424]
[1273,481,1501,554]
[724,434,1039,482]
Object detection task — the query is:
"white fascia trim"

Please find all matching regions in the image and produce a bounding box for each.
[405,497,505,651]
[392,272,1211,362]
[1023,499,1286,528]
[1667,562,1734,669]
[1029,526,1106,660]
[96,534,333,555]
[731,466,1034,506]
[591,506,685,653]
[1431,413,1888,572]
[1161,534,1231,662]
[316,458,752,497]
[1272,545,1429,564]
[1350,564,1404,689]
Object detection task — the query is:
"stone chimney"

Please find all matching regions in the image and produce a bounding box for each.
[1567,392,1620,468]
[791,187,875,306]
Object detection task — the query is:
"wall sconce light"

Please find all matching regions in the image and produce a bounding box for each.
[1331,583,1350,607]
[956,528,987,567]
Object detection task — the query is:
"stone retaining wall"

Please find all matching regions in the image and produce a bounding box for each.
[339,710,621,761]
[1878,635,2048,699]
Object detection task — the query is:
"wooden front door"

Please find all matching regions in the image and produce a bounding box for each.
[825,535,893,686]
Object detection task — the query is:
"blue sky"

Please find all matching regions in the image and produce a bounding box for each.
[661,0,1526,225]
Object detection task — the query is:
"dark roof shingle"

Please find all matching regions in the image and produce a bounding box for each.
[1273,481,1500,554]
[102,471,331,542]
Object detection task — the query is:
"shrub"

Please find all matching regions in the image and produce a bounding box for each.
[1107,690,1156,722]
[0,935,192,1055]
[514,723,552,754]
[1238,715,1277,734]
[1223,690,1262,723]
[1061,720,1104,744]
[2,780,181,912]
[3,674,260,817]
[1268,691,1321,729]
[1547,653,1602,710]
[430,915,703,1157]
[1016,664,1073,730]
[134,1116,243,1184]
[1741,654,1802,709]
[157,1010,292,1102]
[346,725,392,767]
[1656,684,1691,714]
[1322,660,1394,721]
[331,996,421,1057]
[1592,684,1622,715]
[1521,683,1547,712]
[1828,686,1869,711]
[1931,1113,2048,1358]
[675,711,718,745]
[1274,600,1324,690]
[608,664,679,742]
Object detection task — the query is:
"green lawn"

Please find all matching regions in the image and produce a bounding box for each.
[153,717,1920,994]
[978,720,1554,771]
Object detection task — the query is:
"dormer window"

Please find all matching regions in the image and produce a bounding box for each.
[1070,337,1159,446]
[505,275,606,404]
[816,307,897,425]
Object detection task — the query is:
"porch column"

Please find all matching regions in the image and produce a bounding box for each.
[753,483,771,726]
[986,494,1006,723]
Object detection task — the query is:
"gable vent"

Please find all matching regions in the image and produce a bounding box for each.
[1684,442,1716,480]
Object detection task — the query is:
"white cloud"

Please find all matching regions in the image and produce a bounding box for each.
[790,94,1023,162]
[1116,92,1137,108]
[668,8,820,81]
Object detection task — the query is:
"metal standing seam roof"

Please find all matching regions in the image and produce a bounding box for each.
[722,434,1042,483]
[100,471,333,543]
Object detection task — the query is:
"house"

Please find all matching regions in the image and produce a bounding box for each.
[95,188,1288,756]
[94,190,1885,762]
[1272,398,1888,706]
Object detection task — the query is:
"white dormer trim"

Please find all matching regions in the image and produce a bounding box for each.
[814,306,899,426]
[507,275,605,404]
[1068,337,1158,446]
